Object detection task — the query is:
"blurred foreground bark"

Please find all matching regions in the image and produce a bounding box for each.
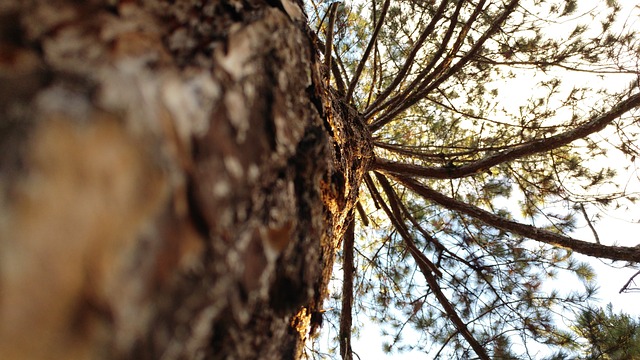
[0,0,370,358]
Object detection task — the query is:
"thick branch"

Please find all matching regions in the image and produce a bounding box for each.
[364,173,382,210]
[324,2,340,85]
[339,214,355,360]
[355,201,369,226]
[392,174,640,263]
[312,34,348,93]
[374,92,640,179]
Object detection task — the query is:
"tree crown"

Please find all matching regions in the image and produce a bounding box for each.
[304,0,640,358]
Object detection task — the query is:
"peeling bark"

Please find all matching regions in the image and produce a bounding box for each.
[0,0,371,359]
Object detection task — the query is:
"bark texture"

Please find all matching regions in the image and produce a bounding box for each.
[0,0,371,359]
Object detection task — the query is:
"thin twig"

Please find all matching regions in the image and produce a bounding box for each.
[345,0,390,101]
[374,172,442,277]
[374,172,490,360]
[364,0,460,121]
[579,203,601,244]
[619,270,640,293]
[369,0,519,131]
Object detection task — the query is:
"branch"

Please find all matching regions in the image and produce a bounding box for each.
[392,174,640,263]
[339,213,355,360]
[378,173,515,320]
[355,201,369,226]
[374,92,640,179]
[324,2,340,86]
[579,203,600,244]
[374,139,520,159]
[365,0,464,122]
[416,267,490,360]
[363,173,382,210]
[364,4,378,109]
[374,173,489,360]
[312,33,348,93]
[619,270,640,293]
[332,41,350,94]
[474,55,640,75]
[363,0,451,117]
[373,172,441,277]
[369,0,519,131]
[386,178,485,271]
[345,0,390,101]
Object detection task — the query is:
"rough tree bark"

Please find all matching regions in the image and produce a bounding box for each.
[0,0,371,359]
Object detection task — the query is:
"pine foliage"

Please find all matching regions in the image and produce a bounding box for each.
[305,0,640,358]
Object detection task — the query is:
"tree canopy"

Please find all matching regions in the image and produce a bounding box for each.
[304,0,640,358]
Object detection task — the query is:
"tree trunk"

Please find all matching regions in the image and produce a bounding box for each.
[0,1,371,359]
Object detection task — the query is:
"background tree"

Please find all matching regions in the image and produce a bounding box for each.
[550,304,640,360]
[574,304,640,359]
[1,0,639,360]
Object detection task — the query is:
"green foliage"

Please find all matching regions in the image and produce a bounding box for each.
[305,0,640,358]
[551,304,640,359]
